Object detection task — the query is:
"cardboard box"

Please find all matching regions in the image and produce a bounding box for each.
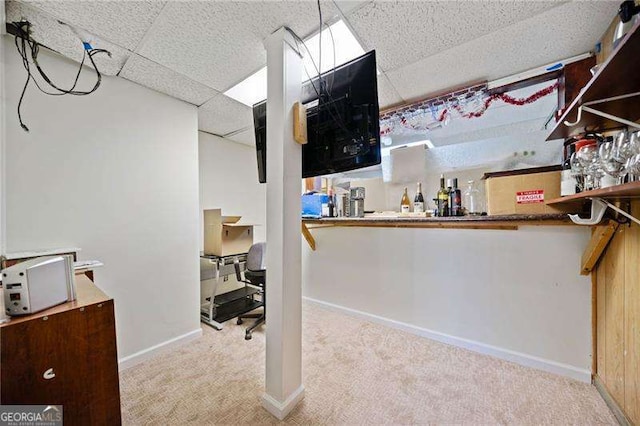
[484,168,563,215]
[203,209,254,257]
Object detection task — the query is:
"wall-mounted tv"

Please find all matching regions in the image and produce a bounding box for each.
[253,50,380,183]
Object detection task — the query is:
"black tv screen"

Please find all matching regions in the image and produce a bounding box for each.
[253,50,380,183]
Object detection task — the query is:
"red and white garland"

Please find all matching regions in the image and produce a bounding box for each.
[380,82,559,137]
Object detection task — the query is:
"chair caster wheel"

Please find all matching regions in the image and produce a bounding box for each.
[245,333,252,340]
[237,318,243,325]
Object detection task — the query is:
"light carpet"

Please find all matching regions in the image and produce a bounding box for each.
[120,303,615,425]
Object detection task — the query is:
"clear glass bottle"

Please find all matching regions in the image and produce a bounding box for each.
[463,180,483,215]
[401,187,411,213]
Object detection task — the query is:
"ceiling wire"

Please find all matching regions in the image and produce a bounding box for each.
[10,20,111,132]
[284,26,351,136]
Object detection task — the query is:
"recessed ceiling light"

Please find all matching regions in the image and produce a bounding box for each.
[224,20,366,107]
[223,67,268,108]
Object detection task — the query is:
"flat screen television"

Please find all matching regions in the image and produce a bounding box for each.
[253,50,380,183]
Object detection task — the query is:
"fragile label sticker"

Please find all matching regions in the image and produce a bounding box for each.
[516,190,544,204]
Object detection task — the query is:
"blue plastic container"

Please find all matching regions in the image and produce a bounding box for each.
[301,193,329,217]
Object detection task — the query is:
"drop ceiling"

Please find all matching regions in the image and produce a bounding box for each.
[4,0,619,146]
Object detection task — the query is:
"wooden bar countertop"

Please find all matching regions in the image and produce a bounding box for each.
[303,213,574,231]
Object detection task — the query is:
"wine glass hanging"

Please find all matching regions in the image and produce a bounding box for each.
[379,81,559,138]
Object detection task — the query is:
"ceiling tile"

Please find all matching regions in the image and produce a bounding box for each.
[119,54,219,106]
[227,129,256,147]
[377,72,404,109]
[21,0,167,50]
[333,0,372,16]
[136,1,339,92]
[386,1,618,102]
[6,1,130,75]
[198,94,253,136]
[346,0,568,72]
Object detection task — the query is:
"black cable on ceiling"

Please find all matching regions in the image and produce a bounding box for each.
[9,20,111,132]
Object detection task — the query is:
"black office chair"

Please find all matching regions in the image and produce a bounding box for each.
[235,242,266,340]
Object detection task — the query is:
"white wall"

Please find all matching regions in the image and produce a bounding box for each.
[302,225,593,381]
[199,132,266,245]
[2,36,201,360]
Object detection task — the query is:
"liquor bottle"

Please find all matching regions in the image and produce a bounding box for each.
[437,175,449,217]
[463,180,483,215]
[328,188,335,217]
[401,187,411,213]
[413,182,425,213]
[449,178,462,216]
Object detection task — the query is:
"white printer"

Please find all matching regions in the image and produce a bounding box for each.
[2,255,76,316]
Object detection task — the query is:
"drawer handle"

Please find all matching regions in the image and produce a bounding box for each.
[43,368,56,380]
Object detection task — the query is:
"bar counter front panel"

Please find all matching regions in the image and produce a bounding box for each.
[301,219,593,382]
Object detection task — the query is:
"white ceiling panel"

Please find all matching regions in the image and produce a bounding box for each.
[21,0,167,50]
[386,1,618,102]
[199,94,253,136]
[119,54,219,106]
[346,0,568,72]
[377,72,403,109]
[136,0,340,92]
[227,129,256,147]
[6,1,130,75]
[333,0,372,16]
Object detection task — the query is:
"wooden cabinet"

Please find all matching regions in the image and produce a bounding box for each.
[546,19,640,140]
[594,200,640,425]
[0,275,121,425]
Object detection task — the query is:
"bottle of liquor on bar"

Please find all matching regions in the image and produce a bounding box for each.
[449,178,462,216]
[328,188,335,217]
[413,182,425,213]
[401,187,411,213]
[463,180,483,215]
[437,175,449,217]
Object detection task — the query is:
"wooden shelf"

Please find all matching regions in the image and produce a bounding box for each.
[546,181,640,206]
[546,20,640,140]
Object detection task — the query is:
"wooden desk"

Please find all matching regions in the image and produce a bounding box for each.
[0,274,122,426]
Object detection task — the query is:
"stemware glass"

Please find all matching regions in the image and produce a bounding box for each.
[626,153,640,182]
[570,151,585,191]
[628,130,640,155]
[614,130,633,163]
[577,144,602,190]
[599,141,627,185]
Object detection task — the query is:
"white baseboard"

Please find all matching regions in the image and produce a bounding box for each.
[118,328,203,371]
[303,297,591,383]
[262,385,305,420]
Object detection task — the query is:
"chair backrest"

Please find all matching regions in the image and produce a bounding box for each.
[246,242,266,272]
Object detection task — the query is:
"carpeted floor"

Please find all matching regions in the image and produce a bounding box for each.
[120,303,615,425]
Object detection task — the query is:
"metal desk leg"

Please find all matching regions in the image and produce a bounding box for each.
[201,260,224,330]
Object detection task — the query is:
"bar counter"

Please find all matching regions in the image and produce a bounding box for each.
[301,213,574,250]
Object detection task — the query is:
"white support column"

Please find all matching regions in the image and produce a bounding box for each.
[1,2,7,256]
[261,28,304,420]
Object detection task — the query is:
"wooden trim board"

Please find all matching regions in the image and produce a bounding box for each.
[594,375,633,426]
